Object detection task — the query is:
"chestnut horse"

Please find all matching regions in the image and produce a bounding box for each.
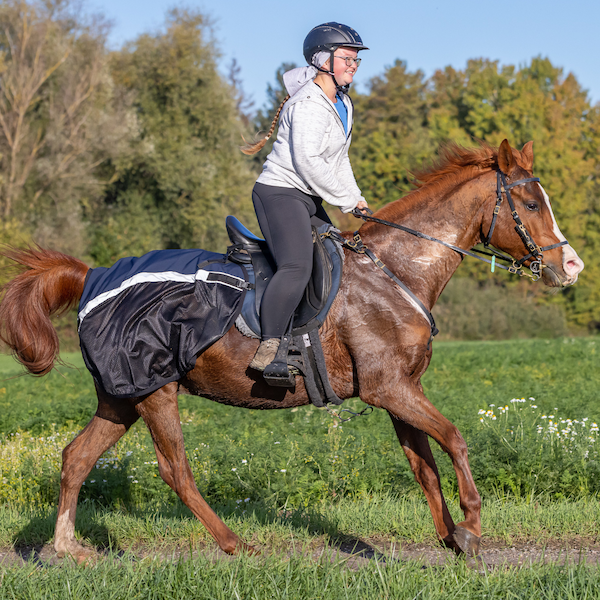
[0,140,584,562]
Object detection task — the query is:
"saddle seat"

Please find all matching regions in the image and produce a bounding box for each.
[225,216,344,338]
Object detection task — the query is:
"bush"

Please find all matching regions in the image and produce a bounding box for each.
[433,278,569,340]
[466,397,600,499]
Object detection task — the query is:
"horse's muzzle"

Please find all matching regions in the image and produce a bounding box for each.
[541,262,579,288]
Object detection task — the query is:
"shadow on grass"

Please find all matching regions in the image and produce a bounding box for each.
[11,503,128,565]
[214,500,395,563]
[8,494,428,566]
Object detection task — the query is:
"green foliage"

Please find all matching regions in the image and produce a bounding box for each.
[1,1,598,335]
[433,278,568,340]
[3,341,600,597]
[467,398,600,499]
[1,338,599,510]
[352,60,435,206]
[89,9,256,263]
[0,0,130,257]
[0,219,32,287]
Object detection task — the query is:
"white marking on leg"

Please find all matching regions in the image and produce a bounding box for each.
[56,509,74,539]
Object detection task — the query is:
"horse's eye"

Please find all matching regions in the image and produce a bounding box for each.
[525,202,539,211]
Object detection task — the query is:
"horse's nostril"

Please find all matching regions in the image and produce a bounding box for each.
[565,259,580,274]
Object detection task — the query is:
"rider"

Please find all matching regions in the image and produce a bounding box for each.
[242,22,369,372]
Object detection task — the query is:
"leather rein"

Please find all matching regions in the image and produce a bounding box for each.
[328,169,568,343]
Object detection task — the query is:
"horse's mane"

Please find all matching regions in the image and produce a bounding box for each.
[412,141,498,188]
[376,141,499,219]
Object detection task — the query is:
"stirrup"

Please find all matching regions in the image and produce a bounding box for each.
[262,334,296,388]
[263,360,295,387]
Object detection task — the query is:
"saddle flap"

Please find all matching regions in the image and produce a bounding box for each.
[228,217,343,338]
[294,228,333,324]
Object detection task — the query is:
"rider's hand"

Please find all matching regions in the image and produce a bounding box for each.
[353,200,372,218]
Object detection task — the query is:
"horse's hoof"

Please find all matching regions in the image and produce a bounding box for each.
[56,544,97,565]
[452,525,481,557]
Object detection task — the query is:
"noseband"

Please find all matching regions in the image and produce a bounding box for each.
[483,170,568,279]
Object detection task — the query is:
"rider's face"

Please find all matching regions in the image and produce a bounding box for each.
[331,47,360,87]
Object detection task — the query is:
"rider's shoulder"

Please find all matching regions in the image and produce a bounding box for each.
[287,82,330,108]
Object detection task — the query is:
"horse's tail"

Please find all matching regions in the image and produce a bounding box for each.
[0,245,89,375]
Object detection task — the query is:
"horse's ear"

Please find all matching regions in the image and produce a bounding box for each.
[497,139,515,174]
[520,141,534,170]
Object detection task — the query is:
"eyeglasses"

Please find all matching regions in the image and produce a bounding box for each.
[334,56,362,67]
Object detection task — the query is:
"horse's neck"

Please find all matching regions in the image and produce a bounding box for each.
[358,174,492,310]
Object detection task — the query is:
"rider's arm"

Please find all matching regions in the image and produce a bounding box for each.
[289,101,366,212]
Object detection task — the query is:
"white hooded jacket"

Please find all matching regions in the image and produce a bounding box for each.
[256,81,366,213]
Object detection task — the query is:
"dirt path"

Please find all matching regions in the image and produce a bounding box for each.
[2,537,600,569]
[329,537,600,569]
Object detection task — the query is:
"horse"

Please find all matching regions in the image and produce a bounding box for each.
[0,139,584,563]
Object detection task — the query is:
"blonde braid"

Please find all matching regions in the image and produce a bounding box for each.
[240,94,290,155]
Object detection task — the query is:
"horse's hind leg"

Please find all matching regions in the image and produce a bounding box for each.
[389,414,461,553]
[55,389,139,562]
[134,383,252,555]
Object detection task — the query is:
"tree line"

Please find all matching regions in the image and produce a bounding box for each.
[1,0,599,337]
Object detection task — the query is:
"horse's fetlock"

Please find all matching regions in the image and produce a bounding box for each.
[221,537,240,555]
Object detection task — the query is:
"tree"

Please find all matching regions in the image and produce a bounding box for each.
[91,8,257,263]
[347,57,600,332]
[0,0,131,255]
[351,60,434,210]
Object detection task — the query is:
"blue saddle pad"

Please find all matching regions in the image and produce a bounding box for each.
[78,249,249,399]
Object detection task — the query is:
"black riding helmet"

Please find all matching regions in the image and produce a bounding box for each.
[303,22,368,90]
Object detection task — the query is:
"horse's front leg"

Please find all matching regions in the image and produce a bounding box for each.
[366,379,481,556]
[389,415,462,553]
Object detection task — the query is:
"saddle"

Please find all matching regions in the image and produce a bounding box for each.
[226,216,344,404]
[225,216,344,338]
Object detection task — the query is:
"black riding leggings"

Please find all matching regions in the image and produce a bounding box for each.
[252,182,332,339]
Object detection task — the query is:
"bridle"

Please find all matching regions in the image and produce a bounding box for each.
[482,170,568,280]
[327,168,569,344]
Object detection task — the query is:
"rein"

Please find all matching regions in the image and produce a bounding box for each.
[329,169,569,343]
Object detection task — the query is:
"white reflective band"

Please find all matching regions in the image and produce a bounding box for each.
[78,269,246,326]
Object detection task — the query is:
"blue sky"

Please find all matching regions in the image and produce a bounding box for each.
[92,0,600,111]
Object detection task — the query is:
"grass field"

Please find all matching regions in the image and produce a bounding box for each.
[0,337,599,598]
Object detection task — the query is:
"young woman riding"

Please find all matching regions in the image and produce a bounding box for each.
[242,22,369,372]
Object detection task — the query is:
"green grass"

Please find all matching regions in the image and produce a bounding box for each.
[1,548,600,599]
[3,338,599,508]
[1,495,599,551]
[1,338,600,597]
